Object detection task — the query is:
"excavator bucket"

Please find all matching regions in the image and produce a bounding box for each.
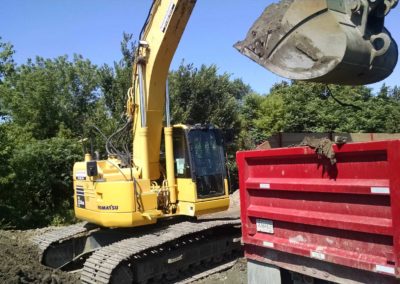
[235,0,398,85]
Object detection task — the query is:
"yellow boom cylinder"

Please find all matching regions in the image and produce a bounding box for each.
[164,127,176,204]
[139,127,150,180]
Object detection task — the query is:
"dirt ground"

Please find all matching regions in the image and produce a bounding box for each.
[0,191,245,283]
[0,228,80,283]
[0,227,247,283]
[193,259,247,284]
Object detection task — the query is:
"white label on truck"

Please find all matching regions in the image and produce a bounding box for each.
[260,183,270,189]
[376,265,395,275]
[371,187,390,194]
[310,251,326,260]
[256,219,274,234]
[262,241,274,248]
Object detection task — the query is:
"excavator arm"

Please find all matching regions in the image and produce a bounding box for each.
[236,0,398,85]
[128,0,398,183]
[127,0,196,181]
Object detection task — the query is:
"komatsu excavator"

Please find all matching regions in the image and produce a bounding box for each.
[32,0,398,283]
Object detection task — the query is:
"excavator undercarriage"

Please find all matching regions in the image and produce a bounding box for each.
[32,213,241,284]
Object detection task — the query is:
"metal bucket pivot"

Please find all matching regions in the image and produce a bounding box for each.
[235,0,398,85]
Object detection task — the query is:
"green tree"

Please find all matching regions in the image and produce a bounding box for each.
[99,33,135,119]
[169,63,252,189]
[4,137,81,228]
[242,81,400,146]
[1,55,100,139]
[239,91,285,147]
[0,37,15,83]
[0,34,138,228]
[0,37,15,120]
[0,124,12,192]
[0,44,104,227]
[169,63,250,129]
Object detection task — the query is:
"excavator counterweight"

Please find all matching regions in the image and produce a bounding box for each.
[235,0,398,85]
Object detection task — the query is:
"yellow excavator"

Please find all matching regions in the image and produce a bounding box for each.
[74,0,230,228]
[32,1,397,283]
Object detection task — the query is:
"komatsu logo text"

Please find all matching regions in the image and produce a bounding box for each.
[98,205,119,211]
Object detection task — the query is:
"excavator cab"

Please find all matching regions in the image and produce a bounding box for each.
[173,126,226,199]
[235,0,398,85]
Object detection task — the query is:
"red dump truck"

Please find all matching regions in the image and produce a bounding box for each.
[237,140,400,284]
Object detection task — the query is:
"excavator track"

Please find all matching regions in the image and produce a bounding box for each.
[31,222,98,269]
[30,218,192,270]
[81,219,241,284]
[31,215,242,283]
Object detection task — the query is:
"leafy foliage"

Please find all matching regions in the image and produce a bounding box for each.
[0,37,130,228]
[0,37,15,83]
[0,124,12,185]
[5,137,81,228]
[99,33,135,119]
[241,81,400,146]
[2,55,100,139]
[0,35,399,229]
[0,37,15,120]
[169,63,253,189]
[169,63,250,129]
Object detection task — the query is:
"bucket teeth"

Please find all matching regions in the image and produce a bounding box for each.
[235,0,398,85]
[234,0,294,61]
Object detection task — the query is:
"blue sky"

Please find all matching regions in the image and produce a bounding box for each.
[1,0,399,94]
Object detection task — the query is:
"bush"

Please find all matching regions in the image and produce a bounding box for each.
[1,137,81,228]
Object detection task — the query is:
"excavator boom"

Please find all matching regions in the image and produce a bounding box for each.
[235,0,398,85]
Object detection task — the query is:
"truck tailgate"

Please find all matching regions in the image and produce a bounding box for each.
[237,140,400,283]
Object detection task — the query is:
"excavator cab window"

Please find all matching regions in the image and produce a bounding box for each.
[173,127,226,198]
[187,128,226,199]
[173,128,192,179]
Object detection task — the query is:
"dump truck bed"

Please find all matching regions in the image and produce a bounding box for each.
[237,140,400,283]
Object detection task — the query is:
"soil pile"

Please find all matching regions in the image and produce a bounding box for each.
[0,229,79,284]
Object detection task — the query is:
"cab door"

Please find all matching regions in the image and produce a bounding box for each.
[187,128,226,199]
